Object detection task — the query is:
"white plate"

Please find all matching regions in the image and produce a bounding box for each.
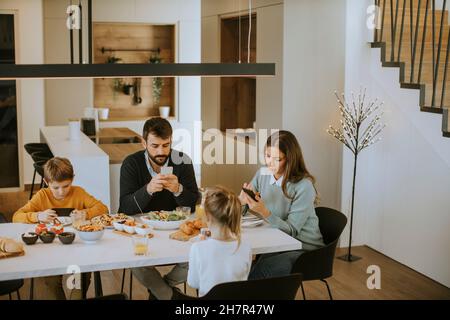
[57,216,72,226]
[141,216,186,230]
[241,219,264,228]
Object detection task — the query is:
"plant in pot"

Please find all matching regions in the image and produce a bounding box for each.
[149,54,164,107]
[106,55,123,99]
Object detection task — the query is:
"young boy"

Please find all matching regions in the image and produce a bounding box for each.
[13,157,108,299]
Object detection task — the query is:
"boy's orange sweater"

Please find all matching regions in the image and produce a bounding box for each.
[13,186,108,223]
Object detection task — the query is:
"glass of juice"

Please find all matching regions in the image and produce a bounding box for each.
[132,235,148,256]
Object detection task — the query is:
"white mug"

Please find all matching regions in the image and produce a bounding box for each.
[159,106,170,118]
[68,119,81,141]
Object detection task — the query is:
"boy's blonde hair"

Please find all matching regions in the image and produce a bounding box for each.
[43,157,74,183]
[204,185,242,246]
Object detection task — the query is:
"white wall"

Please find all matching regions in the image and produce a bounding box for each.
[0,0,45,186]
[201,0,284,190]
[283,0,345,209]
[343,0,450,287]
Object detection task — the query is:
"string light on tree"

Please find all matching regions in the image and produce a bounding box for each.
[327,87,386,262]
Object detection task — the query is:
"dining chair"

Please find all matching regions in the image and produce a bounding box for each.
[24,144,52,200]
[29,152,51,199]
[291,207,347,300]
[0,213,24,300]
[172,273,303,300]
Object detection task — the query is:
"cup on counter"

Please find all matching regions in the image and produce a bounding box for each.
[132,235,148,256]
[97,107,109,120]
[68,118,81,141]
[159,106,170,118]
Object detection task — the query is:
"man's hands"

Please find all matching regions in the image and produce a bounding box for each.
[147,174,180,195]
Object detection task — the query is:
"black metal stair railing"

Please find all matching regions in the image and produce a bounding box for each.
[372,0,450,136]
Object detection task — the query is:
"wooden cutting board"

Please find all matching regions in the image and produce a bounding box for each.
[0,250,25,260]
[169,229,200,242]
[113,230,154,239]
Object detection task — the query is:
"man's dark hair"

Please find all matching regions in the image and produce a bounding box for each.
[143,117,173,141]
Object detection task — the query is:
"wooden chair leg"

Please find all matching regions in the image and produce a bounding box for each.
[321,279,333,300]
[183,282,187,294]
[9,293,12,300]
[300,283,306,300]
[17,290,21,300]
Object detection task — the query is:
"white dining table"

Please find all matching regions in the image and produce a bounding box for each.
[0,222,302,282]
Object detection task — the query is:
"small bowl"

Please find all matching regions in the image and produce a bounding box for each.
[113,220,126,231]
[135,224,153,236]
[39,232,56,243]
[78,229,104,243]
[21,232,38,245]
[58,232,76,245]
[123,224,135,234]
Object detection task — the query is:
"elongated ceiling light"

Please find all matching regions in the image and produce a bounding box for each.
[0,0,275,80]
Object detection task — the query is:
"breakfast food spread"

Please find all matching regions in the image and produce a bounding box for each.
[76,224,104,232]
[0,237,24,253]
[91,214,114,228]
[169,218,207,241]
[146,211,186,222]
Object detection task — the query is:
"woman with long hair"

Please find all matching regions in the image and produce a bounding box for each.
[239,130,324,279]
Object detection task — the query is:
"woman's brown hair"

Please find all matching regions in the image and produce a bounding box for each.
[204,185,242,246]
[265,130,319,204]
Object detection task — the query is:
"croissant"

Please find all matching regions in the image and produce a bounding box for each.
[0,237,24,253]
[180,223,194,235]
[193,219,207,229]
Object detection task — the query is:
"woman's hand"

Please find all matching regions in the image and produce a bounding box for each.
[37,209,58,223]
[242,193,272,219]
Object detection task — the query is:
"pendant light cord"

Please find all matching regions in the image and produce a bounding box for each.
[238,0,242,63]
[247,0,252,63]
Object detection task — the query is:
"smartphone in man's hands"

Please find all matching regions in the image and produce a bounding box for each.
[160,166,173,175]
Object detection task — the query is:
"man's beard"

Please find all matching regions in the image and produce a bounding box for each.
[148,151,169,166]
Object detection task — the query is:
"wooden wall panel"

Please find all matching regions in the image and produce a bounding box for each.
[93,23,175,119]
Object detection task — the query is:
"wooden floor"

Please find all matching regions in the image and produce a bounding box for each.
[1,190,449,300]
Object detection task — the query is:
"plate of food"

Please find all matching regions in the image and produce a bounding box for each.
[56,216,72,226]
[141,211,188,230]
[111,213,134,222]
[91,214,114,229]
[75,224,104,243]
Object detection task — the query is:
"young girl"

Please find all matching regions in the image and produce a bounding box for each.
[239,130,324,280]
[187,186,252,297]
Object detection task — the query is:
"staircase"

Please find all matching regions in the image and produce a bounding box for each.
[371,0,450,137]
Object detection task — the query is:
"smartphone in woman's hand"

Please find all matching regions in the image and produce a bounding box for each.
[242,187,258,201]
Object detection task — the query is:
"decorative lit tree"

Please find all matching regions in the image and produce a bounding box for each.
[327,88,386,262]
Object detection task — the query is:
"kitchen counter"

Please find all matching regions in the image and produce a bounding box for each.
[40,126,110,209]
[99,143,143,164]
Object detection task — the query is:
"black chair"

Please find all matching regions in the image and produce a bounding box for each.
[172,273,303,300]
[0,213,24,300]
[24,144,52,200]
[29,153,51,199]
[291,207,347,300]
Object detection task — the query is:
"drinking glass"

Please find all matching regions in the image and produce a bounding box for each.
[132,235,148,256]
